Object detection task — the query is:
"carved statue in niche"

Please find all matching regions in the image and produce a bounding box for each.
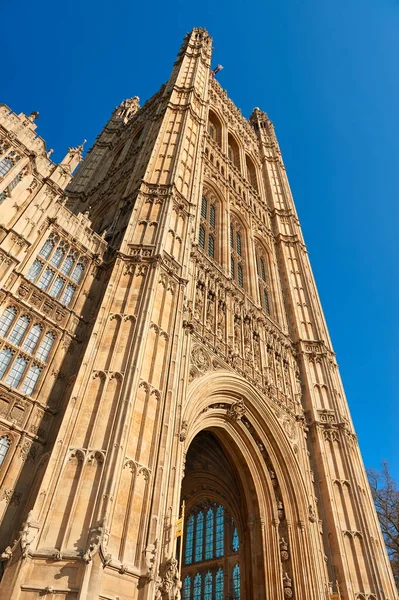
[276,359,283,391]
[244,318,251,355]
[217,300,225,339]
[284,362,293,398]
[206,293,214,330]
[253,335,261,372]
[234,318,242,355]
[157,556,182,599]
[194,283,204,321]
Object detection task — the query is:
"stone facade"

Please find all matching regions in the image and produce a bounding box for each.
[0,28,396,600]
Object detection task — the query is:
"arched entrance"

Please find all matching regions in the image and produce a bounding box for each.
[180,428,262,599]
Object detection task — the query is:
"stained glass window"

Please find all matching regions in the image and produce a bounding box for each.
[215,568,224,600]
[0,436,10,466]
[205,508,214,560]
[204,571,212,600]
[232,526,239,552]
[195,511,204,562]
[182,575,191,600]
[0,348,13,378]
[0,307,16,338]
[215,505,224,557]
[22,324,42,354]
[185,514,194,565]
[8,315,30,345]
[232,564,241,599]
[21,364,41,395]
[5,355,27,387]
[193,573,201,600]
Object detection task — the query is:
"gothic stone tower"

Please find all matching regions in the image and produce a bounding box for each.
[0,28,396,600]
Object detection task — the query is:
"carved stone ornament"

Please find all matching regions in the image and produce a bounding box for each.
[309,504,317,523]
[191,345,210,373]
[280,537,289,561]
[145,538,158,581]
[157,556,182,599]
[283,572,293,598]
[226,398,246,422]
[179,420,188,442]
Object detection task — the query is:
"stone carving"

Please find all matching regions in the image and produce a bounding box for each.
[157,556,182,599]
[179,421,188,442]
[309,505,317,523]
[145,538,158,581]
[191,345,210,372]
[283,572,293,598]
[280,537,289,561]
[226,399,246,422]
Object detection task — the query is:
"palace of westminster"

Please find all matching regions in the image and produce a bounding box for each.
[0,27,395,600]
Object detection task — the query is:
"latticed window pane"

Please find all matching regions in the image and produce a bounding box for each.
[50,245,65,267]
[0,157,14,176]
[230,224,234,248]
[193,573,201,600]
[201,196,207,219]
[209,124,215,139]
[208,235,214,259]
[215,568,224,600]
[22,324,42,354]
[215,505,224,557]
[231,257,235,279]
[39,237,56,259]
[205,508,214,560]
[195,512,204,562]
[60,251,76,275]
[264,289,270,314]
[26,259,44,282]
[0,435,10,466]
[8,315,30,345]
[37,268,55,291]
[182,576,191,600]
[0,348,13,378]
[236,232,242,256]
[204,571,212,600]
[185,514,194,565]
[36,332,54,363]
[260,258,266,281]
[199,225,205,249]
[49,276,65,299]
[0,191,7,204]
[232,526,239,552]
[232,564,241,599]
[71,260,85,284]
[0,307,16,337]
[8,173,22,192]
[237,264,243,288]
[0,142,10,155]
[210,204,216,228]
[61,284,75,307]
[6,356,27,387]
[21,364,41,395]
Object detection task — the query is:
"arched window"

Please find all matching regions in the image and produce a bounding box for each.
[182,502,240,599]
[255,246,272,315]
[21,364,41,395]
[0,348,13,378]
[0,151,20,177]
[22,324,42,354]
[232,563,241,599]
[230,217,245,288]
[198,194,217,261]
[0,435,10,466]
[5,355,28,387]
[246,155,258,191]
[0,307,17,338]
[228,133,241,170]
[36,332,55,363]
[207,111,222,148]
[8,315,30,345]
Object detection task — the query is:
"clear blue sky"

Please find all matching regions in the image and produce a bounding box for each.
[4,0,398,478]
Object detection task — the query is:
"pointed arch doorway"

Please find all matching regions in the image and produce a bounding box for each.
[180,429,261,600]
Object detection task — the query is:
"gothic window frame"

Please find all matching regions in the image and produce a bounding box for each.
[0,434,11,469]
[255,242,273,316]
[0,150,21,178]
[25,232,88,308]
[198,190,219,263]
[230,214,246,289]
[0,304,56,396]
[227,132,241,171]
[207,110,223,148]
[245,154,259,192]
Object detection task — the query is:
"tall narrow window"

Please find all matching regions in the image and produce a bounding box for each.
[230,218,245,288]
[21,364,41,395]
[205,508,214,560]
[246,155,258,191]
[232,526,239,552]
[195,511,204,562]
[0,436,10,466]
[5,356,27,387]
[198,194,218,262]
[0,307,16,338]
[182,576,191,600]
[22,324,42,354]
[8,315,30,345]
[0,152,20,177]
[215,505,224,557]
[0,348,13,378]
[193,573,201,600]
[208,111,221,147]
[256,247,272,316]
[185,514,194,565]
[232,563,241,599]
[36,332,55,363]
[204,571,212,600]
[215,568,224,600]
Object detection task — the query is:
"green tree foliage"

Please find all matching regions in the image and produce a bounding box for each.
[368,462,399,590]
